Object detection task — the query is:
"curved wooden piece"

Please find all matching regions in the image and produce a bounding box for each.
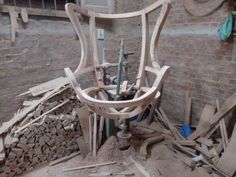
[65,4,88,74]
[140,135,164,160]
[150,2,170,69]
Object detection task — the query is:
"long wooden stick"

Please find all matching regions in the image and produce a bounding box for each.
[49,151,80,166]
[216,99,228,150]
[63,161,117,172]
[89,114,93,152]
[93,112,97,157]
[98,116,104,147]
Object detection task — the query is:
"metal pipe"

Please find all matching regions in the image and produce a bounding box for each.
[28,0,31,8]
[42,0,45,9]
[54,0,57,10]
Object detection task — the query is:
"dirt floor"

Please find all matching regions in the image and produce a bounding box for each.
[19,123,221,177]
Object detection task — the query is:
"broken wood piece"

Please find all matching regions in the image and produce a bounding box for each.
[175,140,196,147]
[189,104,216,140]
[49,151,80,166]
[63,161,117,172]
[216,99,229,150]
[76,106,90,143]
[8,6,18,42]
[195,94,236,139]
[22,100,39,107]
[216,122,236,176]
[76,136,89,158]
[21,8,28,23]
[173,142,229,177]
[196,137,213,147]
[30,77,69,96]
[140,135,164,160]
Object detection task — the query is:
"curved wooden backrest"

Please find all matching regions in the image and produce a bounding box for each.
[65,0,171,88]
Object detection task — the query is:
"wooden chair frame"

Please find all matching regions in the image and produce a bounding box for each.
[64,0,171,120]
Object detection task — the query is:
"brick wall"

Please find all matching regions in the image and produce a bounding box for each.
[1,0,236,125]
[157,0,235,124]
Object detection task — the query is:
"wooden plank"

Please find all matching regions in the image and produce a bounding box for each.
[195,94,236,139]
[75,106,90,144]
[189,104,216,140]
[196,137,213,147]
[216,123,236,176]
[20,77,69,96]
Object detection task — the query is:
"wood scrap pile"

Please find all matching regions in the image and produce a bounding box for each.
[134,93,236,177]
[0,77,86,177]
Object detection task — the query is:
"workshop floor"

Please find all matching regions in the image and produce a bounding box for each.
[19,122,220,177]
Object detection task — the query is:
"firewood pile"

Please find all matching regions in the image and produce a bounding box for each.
[134,93,236,177]
[0,77,84,177]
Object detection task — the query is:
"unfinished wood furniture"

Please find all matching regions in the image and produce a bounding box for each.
[64,0,171,120]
